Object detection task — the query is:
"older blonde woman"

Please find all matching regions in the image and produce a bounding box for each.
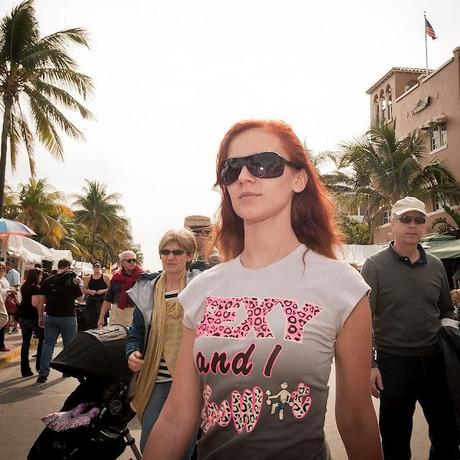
[126,228,198,455]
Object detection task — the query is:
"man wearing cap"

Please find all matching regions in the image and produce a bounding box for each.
[184,215,220,272]
[361,196,458,459]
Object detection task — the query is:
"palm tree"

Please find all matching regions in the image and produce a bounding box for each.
[1,183,18,218]
[73,180,130,257]
[0,0,93,216]
[15,177,73,246]
[323,122,460,242]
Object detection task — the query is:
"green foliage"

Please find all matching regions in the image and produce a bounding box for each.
[0,0,94,215]
[321,122,460,242]
[12,177,72,247]
[338,215,370,244]
[5,178,137,267]
[72,180,131,263]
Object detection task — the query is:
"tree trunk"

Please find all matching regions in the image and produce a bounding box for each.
[0,96,13,218]
[366,216,376,244]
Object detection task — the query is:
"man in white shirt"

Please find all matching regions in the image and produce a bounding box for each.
[5,260,20,288]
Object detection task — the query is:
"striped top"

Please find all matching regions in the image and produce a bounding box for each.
[155,289,179,383]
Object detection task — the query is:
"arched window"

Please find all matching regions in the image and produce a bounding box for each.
[373,94,380,123]
[385,85,393,121]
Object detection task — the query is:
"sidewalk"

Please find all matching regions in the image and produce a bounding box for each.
[0,328,30,369]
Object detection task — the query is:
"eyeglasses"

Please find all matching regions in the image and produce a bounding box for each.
[193,228,211,237]
[123,259,137,263]
[93,265,101,268]
[160,249,186,256]
[394,215,427,225]
[219,151,302,186]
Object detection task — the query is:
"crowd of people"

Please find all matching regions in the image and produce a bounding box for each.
[1,118,460,459]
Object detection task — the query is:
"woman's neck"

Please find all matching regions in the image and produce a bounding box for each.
[240,214,300,269]
[165,272,184,291]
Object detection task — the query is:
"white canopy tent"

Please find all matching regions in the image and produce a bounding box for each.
[8,235,54,263]
[72,261,93,276]
[49,248,73,267]
[335,244,387,267]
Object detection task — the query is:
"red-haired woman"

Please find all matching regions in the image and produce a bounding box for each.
[144,120,383,460]
[19,268,44,377]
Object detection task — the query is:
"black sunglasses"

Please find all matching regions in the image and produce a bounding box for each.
[193,228,211,237]
[219,151,302,186]
[160,249,186,256]
[123,258,137,263]
[394,215,427,225]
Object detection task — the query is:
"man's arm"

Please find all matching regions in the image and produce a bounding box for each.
[360,259,379,365]
[72,279,84,303]
[97,280,116,328]
[34,295,46,328]
[439,263,455,320]
[360,259,384,398]
[98,301,112,328]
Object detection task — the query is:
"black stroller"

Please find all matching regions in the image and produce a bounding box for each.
[29,325,141,460]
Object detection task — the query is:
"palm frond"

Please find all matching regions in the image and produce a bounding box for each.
[30,80,93,119]
[35,67,93,99]
[28,95,64,158]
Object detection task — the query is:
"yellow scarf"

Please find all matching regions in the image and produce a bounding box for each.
[130,272,186,420]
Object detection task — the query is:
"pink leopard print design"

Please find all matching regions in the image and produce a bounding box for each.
[201,385,264,434]
[231,386,264,433]
[290,383,312,419]
[196,296,274,339]
[197,296,322,342]
[201,385,232,433]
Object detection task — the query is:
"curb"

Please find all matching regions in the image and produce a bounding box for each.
[0,339,38,369]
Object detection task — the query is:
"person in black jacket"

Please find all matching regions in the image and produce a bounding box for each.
[19,268,44,377]
[35,259,84,383]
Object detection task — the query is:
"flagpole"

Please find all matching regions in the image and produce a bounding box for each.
[424,11,429,76]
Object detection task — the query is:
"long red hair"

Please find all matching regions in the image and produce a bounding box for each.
[212,119,343,260]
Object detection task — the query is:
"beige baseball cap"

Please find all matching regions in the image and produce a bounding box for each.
[391,196,428,217]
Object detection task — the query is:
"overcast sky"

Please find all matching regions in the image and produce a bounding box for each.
[2,0,460,270]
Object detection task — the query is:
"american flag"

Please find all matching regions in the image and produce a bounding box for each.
[425,18,437,40]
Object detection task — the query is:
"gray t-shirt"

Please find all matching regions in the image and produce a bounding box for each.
[180,244,369,460]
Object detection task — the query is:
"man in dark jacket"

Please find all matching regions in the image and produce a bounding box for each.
[36,259,84,383]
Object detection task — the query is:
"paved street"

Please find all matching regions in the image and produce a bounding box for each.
[0,331,430,459]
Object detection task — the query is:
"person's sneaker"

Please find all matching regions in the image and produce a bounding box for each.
[0,347,10,352]
[22,369,34,377]
[36,375,47,383]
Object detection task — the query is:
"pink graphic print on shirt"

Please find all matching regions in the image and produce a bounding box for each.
[290,383,312,419]
[197,296,322,343]
[197,295,323,435]
[202,384,263,434]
